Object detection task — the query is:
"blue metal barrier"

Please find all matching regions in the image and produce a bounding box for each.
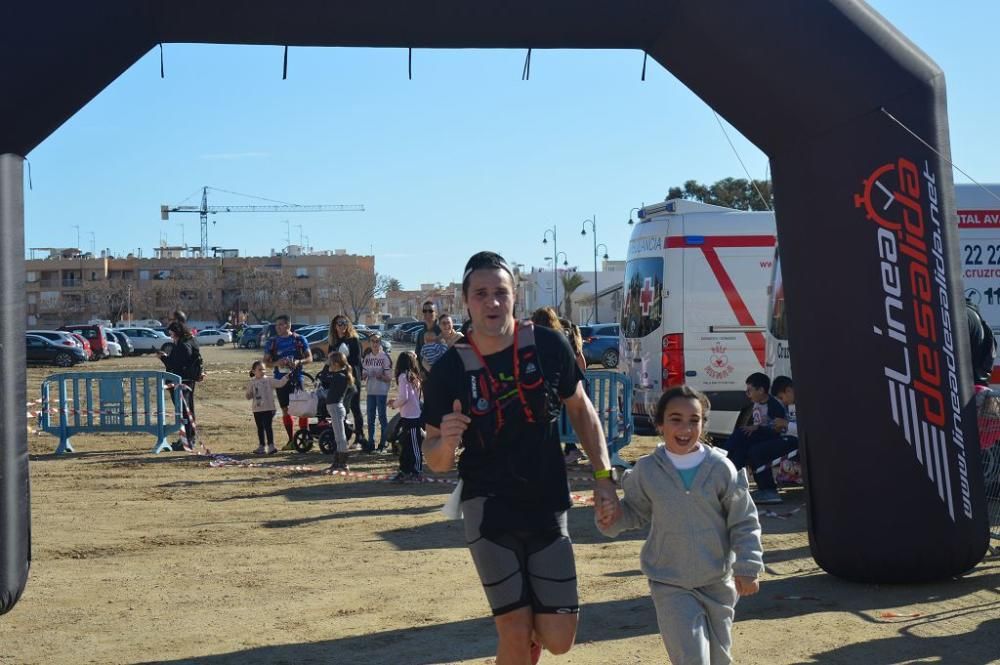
[39,371,186,454]
[560,370,634,468]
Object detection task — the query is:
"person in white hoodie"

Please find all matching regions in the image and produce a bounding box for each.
[597,385,763,665]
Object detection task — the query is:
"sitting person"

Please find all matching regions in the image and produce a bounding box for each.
[746,375,798,505]
[720,372,787,474]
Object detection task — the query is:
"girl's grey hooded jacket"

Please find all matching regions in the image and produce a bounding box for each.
[599,444,764,588]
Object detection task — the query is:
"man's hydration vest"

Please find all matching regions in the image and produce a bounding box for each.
[453,321,551,448]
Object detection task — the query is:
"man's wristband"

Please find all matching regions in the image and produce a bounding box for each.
[593,468,620,484]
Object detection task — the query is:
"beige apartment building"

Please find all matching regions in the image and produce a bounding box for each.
[25,246,376,328]
[379,282,465,322]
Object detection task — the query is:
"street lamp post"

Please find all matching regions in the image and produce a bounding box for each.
[627,207,641,225]
[542,226,559,307]
[580,215,600,323]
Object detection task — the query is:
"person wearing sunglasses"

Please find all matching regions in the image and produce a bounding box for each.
[414,300,442,360]
[328,316,367,450]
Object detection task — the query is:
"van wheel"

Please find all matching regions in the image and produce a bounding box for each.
[216,339,226,346]
[602,349,619,369]
[246,339,258,350]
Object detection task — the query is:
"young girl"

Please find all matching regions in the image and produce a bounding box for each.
[361,333,392,452]
[320,352,356,472]
[245,360,290,455]
[597,386,763,665]
[388,351,423,481]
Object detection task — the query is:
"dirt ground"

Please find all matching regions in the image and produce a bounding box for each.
[1,345,998,665]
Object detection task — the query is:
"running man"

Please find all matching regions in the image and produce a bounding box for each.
[424,251,620,664]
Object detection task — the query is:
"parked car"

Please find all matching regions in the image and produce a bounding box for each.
[59,323,110,359]
[108,330,135,356]
[580,323,621,368]
[117,327,173,354]
[26,334,88,367]
[238,325,266,349]
[394,321,425,342]
[195,329,232,346]
[103,329,123,358]
[26,330,81,352]
[68,332,93,360]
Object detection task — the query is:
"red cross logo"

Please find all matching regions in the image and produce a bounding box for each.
[639,277,655,316]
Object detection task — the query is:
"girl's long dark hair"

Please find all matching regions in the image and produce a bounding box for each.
[395,350,421,387]
[328,352,355,386]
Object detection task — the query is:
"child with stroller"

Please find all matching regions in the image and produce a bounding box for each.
[245,360,291,455]
[320,352,356,472]
[388,351,424,481]
[597,385,763,664]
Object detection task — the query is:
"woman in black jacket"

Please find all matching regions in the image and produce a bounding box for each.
[159,321,202,450]
[328,315,366,448]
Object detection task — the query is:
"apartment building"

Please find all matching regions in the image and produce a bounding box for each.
[25,246,376,328]
[378,282,465,321]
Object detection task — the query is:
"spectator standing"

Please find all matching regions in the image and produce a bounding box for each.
[531,308,587,465]
[414,300,442,358]
[262,314,312,450]
[389,351,424,480]
[245,360,290,455]
[597,386,762,665]
[362,332,393,452]
[321,352,357,472]
[159,321,203,450]
[438,313,464,347]
[328,316,367,449]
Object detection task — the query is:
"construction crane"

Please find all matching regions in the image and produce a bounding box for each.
[161,186,365,255]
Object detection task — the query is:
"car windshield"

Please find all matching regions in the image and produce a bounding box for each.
[621,256,664,339]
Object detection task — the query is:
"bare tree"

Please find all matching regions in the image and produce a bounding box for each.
[130,280,182,322]
[332,269,391,323]
[239,268,297,323]
[87,279,131,324]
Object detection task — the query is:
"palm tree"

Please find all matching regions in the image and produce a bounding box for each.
[559,272,587,320]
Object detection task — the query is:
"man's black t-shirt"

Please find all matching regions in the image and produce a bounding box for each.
[424,324,583,525]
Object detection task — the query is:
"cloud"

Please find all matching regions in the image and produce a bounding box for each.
[198,151,269,161]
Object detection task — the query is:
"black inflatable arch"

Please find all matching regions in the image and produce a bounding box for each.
[1,0,990,613]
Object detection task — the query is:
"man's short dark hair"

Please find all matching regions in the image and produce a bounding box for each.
[423,300,435,308]
[275,314,290,324]
[771,375,794,396]
[461,251,514,296]
[746,372,771,392]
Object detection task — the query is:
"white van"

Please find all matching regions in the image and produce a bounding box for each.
[621,199,776,436]
[765,183,1000,384]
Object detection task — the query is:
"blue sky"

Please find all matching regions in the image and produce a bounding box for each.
[23,1,1000,290]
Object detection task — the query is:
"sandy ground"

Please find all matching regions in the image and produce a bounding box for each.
[1,345,998,665]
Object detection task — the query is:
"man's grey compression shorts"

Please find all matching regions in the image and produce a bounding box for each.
[461,496,579,616]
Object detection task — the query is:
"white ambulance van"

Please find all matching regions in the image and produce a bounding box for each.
[621,199,776,436]
[765,183,1000,383]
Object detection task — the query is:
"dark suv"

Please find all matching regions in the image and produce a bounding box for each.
[580,323,621,368]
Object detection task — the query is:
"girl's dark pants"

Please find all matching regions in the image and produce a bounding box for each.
[253,410,275,447]
[399,417,424,474]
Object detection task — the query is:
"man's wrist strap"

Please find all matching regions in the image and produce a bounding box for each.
[593,469,612,480]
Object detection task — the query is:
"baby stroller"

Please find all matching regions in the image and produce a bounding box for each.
[290,371,355,454]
